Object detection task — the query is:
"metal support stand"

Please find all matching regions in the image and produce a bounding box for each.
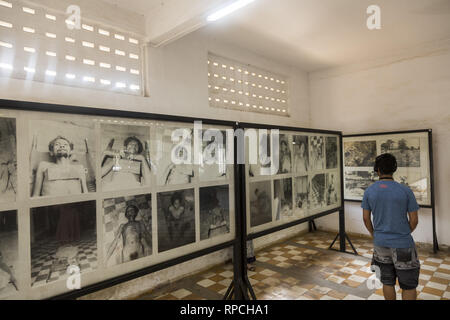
[329,209,358,255]
[223,260,256,301]
[223,240,256,300]
[329,233,358,256]
[308,220,317,232]
[224,125,256,300]
[429,130,439,254]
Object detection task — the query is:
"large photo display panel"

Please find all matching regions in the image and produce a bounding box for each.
[343,131,432,206]
[0,106,236,300]
[245,128,342,235]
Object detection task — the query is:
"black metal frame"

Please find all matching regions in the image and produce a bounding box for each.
[53,240,235,300]
[329,133,358,255]
[240,122,349,257]
[0,99,239,300]
[0,99,237,127]
[224,125,256,300]
[343,129,438,253]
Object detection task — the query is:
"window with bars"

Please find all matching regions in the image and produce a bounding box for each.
[208,53,290,116]
[0,0,144,95]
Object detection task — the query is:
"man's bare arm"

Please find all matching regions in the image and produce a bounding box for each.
[32,163,45,197]
[140,222,152,249]
[141,161,152,186]
[408,211,419,233]
[80,167,89,194]
[134,155,151,185]
[363,209,374,237]
[106,225,123,261]
[101,158,115,178]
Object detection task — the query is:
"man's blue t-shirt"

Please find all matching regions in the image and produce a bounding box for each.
[361,180,420,249]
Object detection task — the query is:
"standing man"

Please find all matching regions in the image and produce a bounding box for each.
[362,153,420,300]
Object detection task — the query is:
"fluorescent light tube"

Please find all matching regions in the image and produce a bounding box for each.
[207,0,256,22]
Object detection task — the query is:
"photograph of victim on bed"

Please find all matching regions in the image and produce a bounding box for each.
[154,127,195,187]
[29,119,96,198]
[101,124,152,192]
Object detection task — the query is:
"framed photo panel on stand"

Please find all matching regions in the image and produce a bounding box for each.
[0,99,237,300]
[241,123,344,239]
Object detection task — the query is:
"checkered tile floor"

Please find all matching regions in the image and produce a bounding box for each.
[136,231,450,300]
[31,235,97,287]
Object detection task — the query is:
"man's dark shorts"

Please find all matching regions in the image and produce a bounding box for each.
[371,245,420,290]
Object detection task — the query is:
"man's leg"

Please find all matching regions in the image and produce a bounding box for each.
[383,285,397,300]
[372,246,397,300]
[397,268,419,301]
[395,247,420,301]
[402,289,417,300]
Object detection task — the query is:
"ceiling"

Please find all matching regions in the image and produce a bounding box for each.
[102,0,450,71]
[101,0,161,15]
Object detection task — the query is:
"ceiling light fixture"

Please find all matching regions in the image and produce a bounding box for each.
[207,0,256,22]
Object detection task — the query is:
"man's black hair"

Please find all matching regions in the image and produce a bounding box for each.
[125,205,139,220]
[374,153,398,175]
[124,136,144,154]
[48,136,74,152]
[170,192,183,205]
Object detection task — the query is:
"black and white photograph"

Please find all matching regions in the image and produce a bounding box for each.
[0,210,18,298]
[157,189,195,253]
[274,178,293,220]
[199,129,228,182]
[249,181,272,228]
[309,174,326,209]
[30,201,97,287]
[294,176,309,217]
[200,185,230,240]
[326,137,338,169]
[155,127,195,186]
[309,136,325,170]
[29,119,96,197]
[380,138,421,167]
[278,134,292,174]
[326,173,339,206]
[396,171,429,205]
[103,194,152,267]
[248,132,272,178]
[101,124,152,192]
[0,118,17,203]
[344,170,377,199]
[344,141,377,167]
[293,135,309,173]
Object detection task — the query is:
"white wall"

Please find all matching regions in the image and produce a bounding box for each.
[146,28,311,127]
[0,30,310,126]
[309,41,450,246]
[0,26,311,299]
